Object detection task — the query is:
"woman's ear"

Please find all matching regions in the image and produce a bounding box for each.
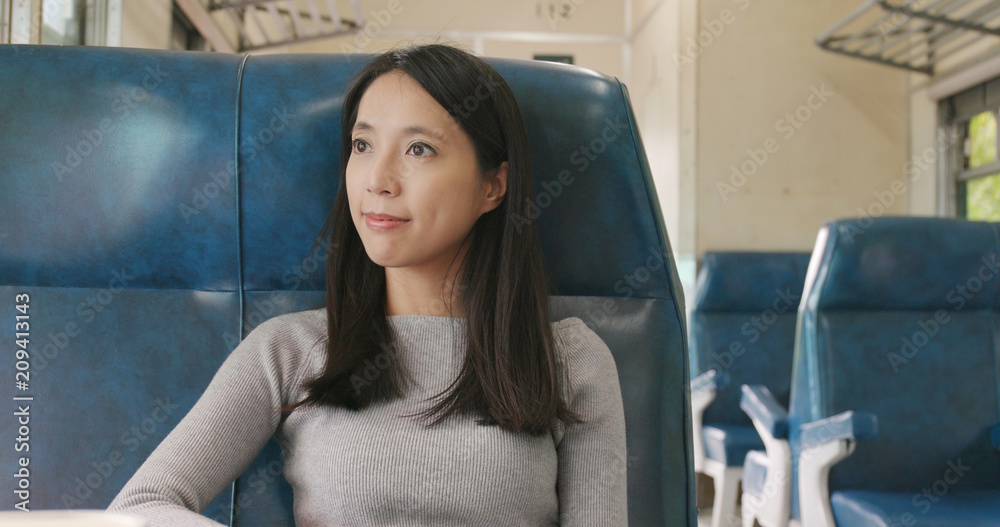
[482,161,509,213]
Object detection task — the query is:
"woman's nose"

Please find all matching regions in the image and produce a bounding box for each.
[366,152,400,195]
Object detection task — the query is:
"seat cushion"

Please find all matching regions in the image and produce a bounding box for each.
[832,490,1000,527]
[702,424,764,466]
[741,449,768,498]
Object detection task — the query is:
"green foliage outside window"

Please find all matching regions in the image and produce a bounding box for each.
[965,111,1000,221]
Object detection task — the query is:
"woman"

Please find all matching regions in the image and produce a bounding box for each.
[108,42,627,526]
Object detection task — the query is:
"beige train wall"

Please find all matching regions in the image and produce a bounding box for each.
[692,0,910,254]
[93,0,1000,298]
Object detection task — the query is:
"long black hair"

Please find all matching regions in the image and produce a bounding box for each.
[283,43,581,436]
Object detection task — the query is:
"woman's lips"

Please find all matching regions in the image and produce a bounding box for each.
[365,215,409,231]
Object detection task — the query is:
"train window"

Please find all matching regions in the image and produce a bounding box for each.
[965,174,1000,221]
[40,0,86,46]
[966,111,997,169]
[958,110,1000,221]
[6,0,114,46]
[170,3,207,51]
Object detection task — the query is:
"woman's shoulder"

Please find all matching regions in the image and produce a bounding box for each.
[233,307,328,402]
[237,307,328,371]
[246,307,327,346]
[548,317,626,449]
[549,316,620,387]
[550,316,610,356]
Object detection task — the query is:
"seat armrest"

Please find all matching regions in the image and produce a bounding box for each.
[800,411,878,450]
[740,384,788,440]
[691,369,729,394]
[739,385,792,527]
[797,411,877,527]
[690,369,728,472]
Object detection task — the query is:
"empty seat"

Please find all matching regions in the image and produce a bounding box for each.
[689,251,810,527]
[741,217,1000,527]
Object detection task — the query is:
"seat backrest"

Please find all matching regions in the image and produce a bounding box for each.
[788,216,1000,519]
[0,44,695,526]
[690,251,810,425]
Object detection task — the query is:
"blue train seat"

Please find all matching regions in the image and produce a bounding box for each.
[0,44,696,525]
[741,217,1000,527]
[689,252,810,527]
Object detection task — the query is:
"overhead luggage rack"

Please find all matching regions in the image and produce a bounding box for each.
[208,0,364,52]
[815,0,1000,75]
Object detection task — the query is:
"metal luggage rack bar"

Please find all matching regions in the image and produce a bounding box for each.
[208,0,364,52]
[815,0,1000,75]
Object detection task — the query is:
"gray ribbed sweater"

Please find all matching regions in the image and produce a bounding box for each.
[107,308,628,526]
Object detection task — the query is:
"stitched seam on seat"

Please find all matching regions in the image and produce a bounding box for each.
[230,49,253,527]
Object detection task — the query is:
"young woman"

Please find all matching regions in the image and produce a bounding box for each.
[108,42,628,526]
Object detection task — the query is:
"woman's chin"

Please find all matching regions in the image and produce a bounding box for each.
[363,248,399,268]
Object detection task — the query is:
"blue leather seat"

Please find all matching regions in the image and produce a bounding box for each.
[831,490,1000,527]
[691,252,810,459]
[0,44,696,525]
[744,217,1000,527]
[689,252,809,526]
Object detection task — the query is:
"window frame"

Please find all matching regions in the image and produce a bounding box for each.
[3,0,119,46]
[943,77,1000,220]
[170,2,208,52]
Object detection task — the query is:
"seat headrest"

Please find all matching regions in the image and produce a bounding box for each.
[805,216,1000,311]
[693,252,811,312]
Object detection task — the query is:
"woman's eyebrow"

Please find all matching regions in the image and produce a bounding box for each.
[353,120,447,143]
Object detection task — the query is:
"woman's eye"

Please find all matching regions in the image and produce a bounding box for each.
[352,139,369,153]
[408,142,434,157]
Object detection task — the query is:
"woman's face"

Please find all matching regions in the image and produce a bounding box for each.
[346,70,506,274]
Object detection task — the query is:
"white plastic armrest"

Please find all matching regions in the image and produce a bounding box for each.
[740,385,791,527]
[797,411,878,527]
[691,386,714,473]
[690,369,727,472]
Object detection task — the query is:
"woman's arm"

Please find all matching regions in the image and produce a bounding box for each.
[107,311,322,527]
[555,318,629,526]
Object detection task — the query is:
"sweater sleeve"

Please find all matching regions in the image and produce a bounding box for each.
[106,311,323,527]
[554,318,629,526]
